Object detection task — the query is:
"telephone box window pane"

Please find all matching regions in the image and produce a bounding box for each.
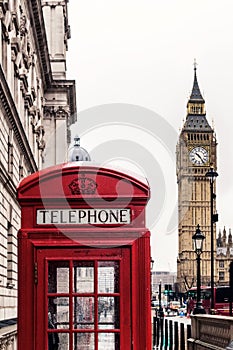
[98,297,120,329]
[48,261,69,293]
[48,332,69,349]
[73,297,94,329]
[73,261,94,293]
[48,297,69,329]
[98,333,120,350]
[98,261,119,293]
[73,333,95,350]
[48,332,60,350]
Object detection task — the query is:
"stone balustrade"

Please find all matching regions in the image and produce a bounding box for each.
[0,325,17,350]
[188,315,233,350]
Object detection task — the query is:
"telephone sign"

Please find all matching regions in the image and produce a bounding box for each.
[36,208,131,225]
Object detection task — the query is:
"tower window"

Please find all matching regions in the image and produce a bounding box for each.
[219,271,225,281]
[219,260,224,268]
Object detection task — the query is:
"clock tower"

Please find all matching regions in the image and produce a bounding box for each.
[176,64,217,292]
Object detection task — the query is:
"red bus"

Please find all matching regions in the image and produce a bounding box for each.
[186,286,232,315]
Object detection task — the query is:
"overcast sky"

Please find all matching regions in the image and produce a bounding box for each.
[66,0,233,271]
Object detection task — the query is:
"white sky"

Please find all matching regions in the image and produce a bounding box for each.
[66,0,233,271]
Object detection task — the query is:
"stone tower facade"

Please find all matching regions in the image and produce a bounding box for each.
[176,65,218,293]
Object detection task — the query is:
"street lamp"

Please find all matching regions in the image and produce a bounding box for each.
[205,166,218,311]
[192,224,206,314]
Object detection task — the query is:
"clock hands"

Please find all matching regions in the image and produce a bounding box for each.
[195,152,204,163]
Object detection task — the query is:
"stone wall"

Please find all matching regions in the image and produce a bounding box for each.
[188,315,233,350]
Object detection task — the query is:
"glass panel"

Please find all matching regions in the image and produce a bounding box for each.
[48,297,69,329]
[98,333,120,350]
[73,333,95,350]
[48,261,69,293]
[98,297,120,329]
[48,332,60,350]
[73,297,94,329]
[52,333,69,350]
[73,261,94,293]
[98,261,119,293]
[48,332,69,350]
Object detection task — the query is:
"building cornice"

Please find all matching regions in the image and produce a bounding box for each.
[50,79,77,119]
[28,0,52,88]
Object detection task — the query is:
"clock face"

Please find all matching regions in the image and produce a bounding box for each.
[189,147,208,165]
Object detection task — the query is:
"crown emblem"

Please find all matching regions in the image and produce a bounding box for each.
[68,175,97,195]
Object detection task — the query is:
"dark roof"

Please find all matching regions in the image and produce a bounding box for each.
[188,67,205,103]
[183,115,212,131]
[183,65,212,131]
[0,318,17,329]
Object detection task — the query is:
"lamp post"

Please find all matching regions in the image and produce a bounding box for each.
[192,224,206,314]
[150,258,154,299]
[205,166,218,311]
[158,280,164,317]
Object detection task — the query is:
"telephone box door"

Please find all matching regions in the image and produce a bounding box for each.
[36,247,131,350]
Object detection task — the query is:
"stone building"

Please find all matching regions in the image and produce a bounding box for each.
[216,227,233,285]
[151,271,176,298]
[0,0,76,346]
[176,64,218,293]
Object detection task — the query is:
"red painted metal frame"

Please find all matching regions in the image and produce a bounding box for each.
[35,247,130,349]
[17,164,152,350]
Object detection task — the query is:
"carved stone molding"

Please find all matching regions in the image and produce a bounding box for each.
[0,331,16,350]
[24,93,33,109]
[19,71,28,95]
[31,86,36,100]
[0,0,8,17]
[0,6,4,20]
[11,37,20,56]
[55,106,68,119]
[43,106,69,120]
[19,14,27,38]
[43,106,54,119]
[11,11,19,36]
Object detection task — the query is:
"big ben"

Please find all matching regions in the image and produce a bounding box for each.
[176,64,217,293]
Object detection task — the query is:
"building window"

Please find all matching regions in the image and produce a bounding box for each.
[219,260,224,268]
[1,30,8,73]
[19,154,24,180]
[8,130,13,174]
[219,271,225,281]
[7,206,16,288]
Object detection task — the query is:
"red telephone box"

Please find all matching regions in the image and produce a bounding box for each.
[17,163,151,349]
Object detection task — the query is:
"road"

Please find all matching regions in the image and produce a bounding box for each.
[164,315,191,326]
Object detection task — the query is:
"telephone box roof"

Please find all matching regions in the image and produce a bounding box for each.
[17,162,150,202]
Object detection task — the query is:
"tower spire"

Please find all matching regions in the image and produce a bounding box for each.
[182,61,212,130]
[189,59,204,102]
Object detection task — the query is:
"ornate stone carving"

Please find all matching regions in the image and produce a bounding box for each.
[55,106,68,119]
[19,14,26,38]
[43,106,54,120]
[19,69,28,96]
[11,11,19,36]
